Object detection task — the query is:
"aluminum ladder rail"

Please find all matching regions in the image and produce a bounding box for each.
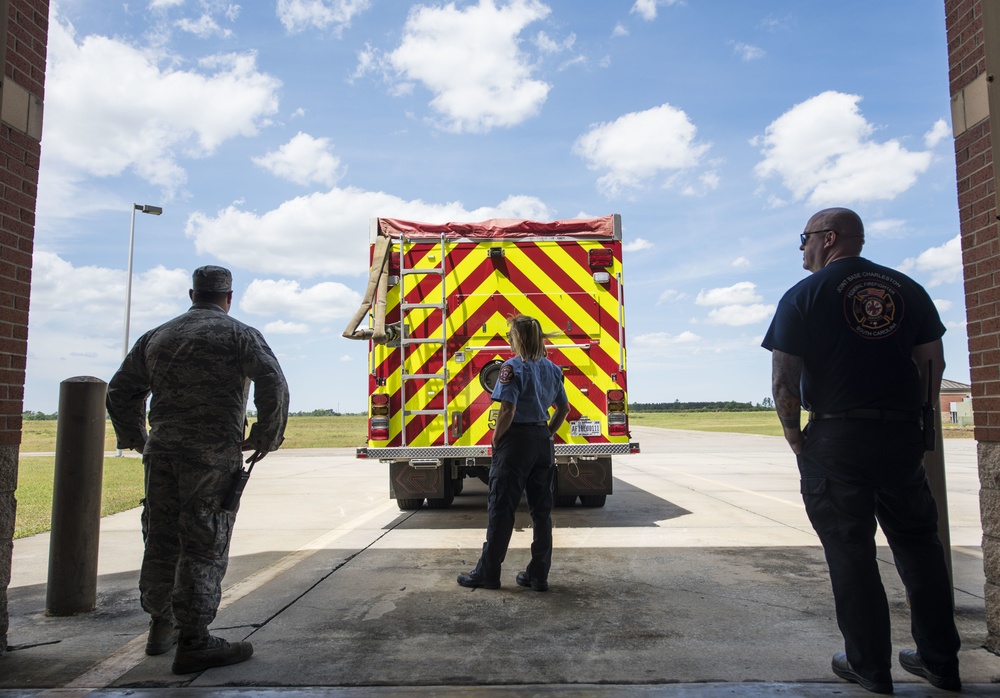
[397,232,449,447]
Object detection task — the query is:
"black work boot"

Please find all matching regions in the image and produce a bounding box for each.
[172,632,253,675]
[145,615,179,656]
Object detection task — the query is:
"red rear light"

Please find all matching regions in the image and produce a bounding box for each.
[389,252,400,274]
[589,248,614,268]
[370,416,389,441]
[609,423,628,436]
[372,394,389,406]
[607,389,624,401]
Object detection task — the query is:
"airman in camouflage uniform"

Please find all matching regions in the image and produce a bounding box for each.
[107,265,289,675]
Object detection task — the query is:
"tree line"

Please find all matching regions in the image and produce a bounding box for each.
[631,399,774,412]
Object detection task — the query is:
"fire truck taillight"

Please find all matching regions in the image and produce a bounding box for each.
[389,252,400,274]
[370,417,389,441]
[371,393,390,416]
[607,389,628,436]
[589,248,614,268]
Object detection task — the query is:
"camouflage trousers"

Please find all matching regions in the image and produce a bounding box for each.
[139,453,239,633]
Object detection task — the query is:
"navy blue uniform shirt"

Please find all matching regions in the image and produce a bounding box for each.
[761,257,944,413]
[491,355,568,422]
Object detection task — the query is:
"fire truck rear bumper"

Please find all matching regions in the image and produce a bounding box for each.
[356,443,640,459]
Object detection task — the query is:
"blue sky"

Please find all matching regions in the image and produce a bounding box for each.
[27,0,964,413]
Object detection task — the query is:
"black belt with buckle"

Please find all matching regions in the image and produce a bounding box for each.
[809,409,920,424]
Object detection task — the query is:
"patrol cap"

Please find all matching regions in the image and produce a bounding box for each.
[192,265,232,293]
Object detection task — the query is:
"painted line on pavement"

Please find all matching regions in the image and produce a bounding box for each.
[44,498,400,693]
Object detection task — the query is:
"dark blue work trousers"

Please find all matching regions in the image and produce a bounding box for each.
[474,424,555,583]
[797,419,960,683]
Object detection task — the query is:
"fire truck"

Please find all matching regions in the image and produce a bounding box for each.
[343,214,639,510]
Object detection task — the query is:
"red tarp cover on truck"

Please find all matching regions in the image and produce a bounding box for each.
[377,215,617,240]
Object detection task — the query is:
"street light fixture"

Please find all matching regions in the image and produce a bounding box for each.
[122,203,163,362]
[117,203,162,457]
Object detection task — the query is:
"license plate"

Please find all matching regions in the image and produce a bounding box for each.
[570,419,602,437]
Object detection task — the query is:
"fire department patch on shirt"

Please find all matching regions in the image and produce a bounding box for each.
[498,364,514,384]
[843,275,903,339]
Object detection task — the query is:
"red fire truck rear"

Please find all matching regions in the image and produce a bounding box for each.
[343,214,639,510]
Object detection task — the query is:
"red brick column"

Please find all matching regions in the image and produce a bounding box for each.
[946,0,1000,653]
[0,0,47,656]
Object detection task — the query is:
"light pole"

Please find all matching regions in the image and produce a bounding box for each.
[118,203,162,457]
[122,203,163,361]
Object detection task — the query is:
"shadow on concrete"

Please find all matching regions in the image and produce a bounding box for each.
[385,477,691,531]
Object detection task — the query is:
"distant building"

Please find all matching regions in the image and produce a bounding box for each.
[940,379,972,426]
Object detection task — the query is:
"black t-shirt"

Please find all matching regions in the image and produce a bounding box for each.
[761,257,945,413]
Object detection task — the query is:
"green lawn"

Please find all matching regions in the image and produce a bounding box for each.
[13,411,972,539]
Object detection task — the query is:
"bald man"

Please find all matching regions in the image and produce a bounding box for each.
[762,208,961,694]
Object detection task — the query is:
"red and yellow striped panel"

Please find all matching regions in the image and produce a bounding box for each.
[368,238,628,448]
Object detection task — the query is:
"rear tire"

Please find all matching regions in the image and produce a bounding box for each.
[554,494,577,507]
[426,494,454,509]
[397,498,425,510]
[580,494,607,508]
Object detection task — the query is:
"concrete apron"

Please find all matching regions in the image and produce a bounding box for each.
[2,428,998,695]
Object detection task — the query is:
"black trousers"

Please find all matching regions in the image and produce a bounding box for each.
[474,424,555,582]
[797,419,960,681]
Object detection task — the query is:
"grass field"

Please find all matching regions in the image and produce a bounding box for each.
[13,411,973,539]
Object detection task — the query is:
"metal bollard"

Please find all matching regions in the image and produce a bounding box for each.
[45,376,108,616]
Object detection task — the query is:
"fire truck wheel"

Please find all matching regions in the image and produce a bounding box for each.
[580,494,607,508]
[397,498,425,510]
[554,495,577,507]
[426,493,454,509]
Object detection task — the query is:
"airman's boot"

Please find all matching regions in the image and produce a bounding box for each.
[145,615,178,656]
[171,631,253,675]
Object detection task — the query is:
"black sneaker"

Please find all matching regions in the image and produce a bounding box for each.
[831,652,893,694]
[898,649,961,691]
[145,616,178,656]
[515,571,548,592]
[172,635,253,675]
[456,571,500,589]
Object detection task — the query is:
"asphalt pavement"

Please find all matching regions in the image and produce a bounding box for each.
[2,426,999,696]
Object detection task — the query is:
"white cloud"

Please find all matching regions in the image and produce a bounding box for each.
[630,0,681,21]
[634,330,701,346]
[384,0,551,133]
[535,30,574,53]
[276,0,371,35]
[732,257,750,268]
[753,91,933,205]
[656,289,687,305]
[705,303,776,326]
[240,278,361,323]
[924,118,951,149]
[866,218,906,237]
[185,190,553,277]
[265,320,310,334]
[612,22,628,37]
[729,41,764,61]
[252,132,344,187]
[624,237,654,252]
[573,103,710,196]
[150,0,186,7]
[40,12,281,205]
[897,235,963,287]
[695,281,761,306]
[934,299,954,313]
[177,14,232,38]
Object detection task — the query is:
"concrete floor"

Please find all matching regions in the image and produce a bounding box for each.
[2,427,998,696]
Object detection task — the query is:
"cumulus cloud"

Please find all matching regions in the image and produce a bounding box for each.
[276,0,371,35]
[752,91,934,205]
[253,132,344,187]
[695,281,762,306]
[729,41,764,61]
[630,0,681,21]
[573,103,710,197]
[924,118,951,149]
[265,320,310,334]
[40,12,281,207]
[185,190,553,277]
[177,14,232,38]
[934,299,954,313]
[240,278,361,323]
[866,218,907,238]
[898,235,963,287]
[732,257,751,268]
[705,304,775,326]
[378,0,551,133]
[624,237,654,252]
[633,330,701,346]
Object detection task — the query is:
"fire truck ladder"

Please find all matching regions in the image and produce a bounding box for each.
[397,232,449,447]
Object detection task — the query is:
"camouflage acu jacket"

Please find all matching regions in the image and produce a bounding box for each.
[107,302,289,459]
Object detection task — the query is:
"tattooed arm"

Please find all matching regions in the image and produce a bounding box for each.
[771,349,806,454]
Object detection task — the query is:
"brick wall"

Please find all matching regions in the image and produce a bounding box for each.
[0,0,47,657]
[946,0,1000,653]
